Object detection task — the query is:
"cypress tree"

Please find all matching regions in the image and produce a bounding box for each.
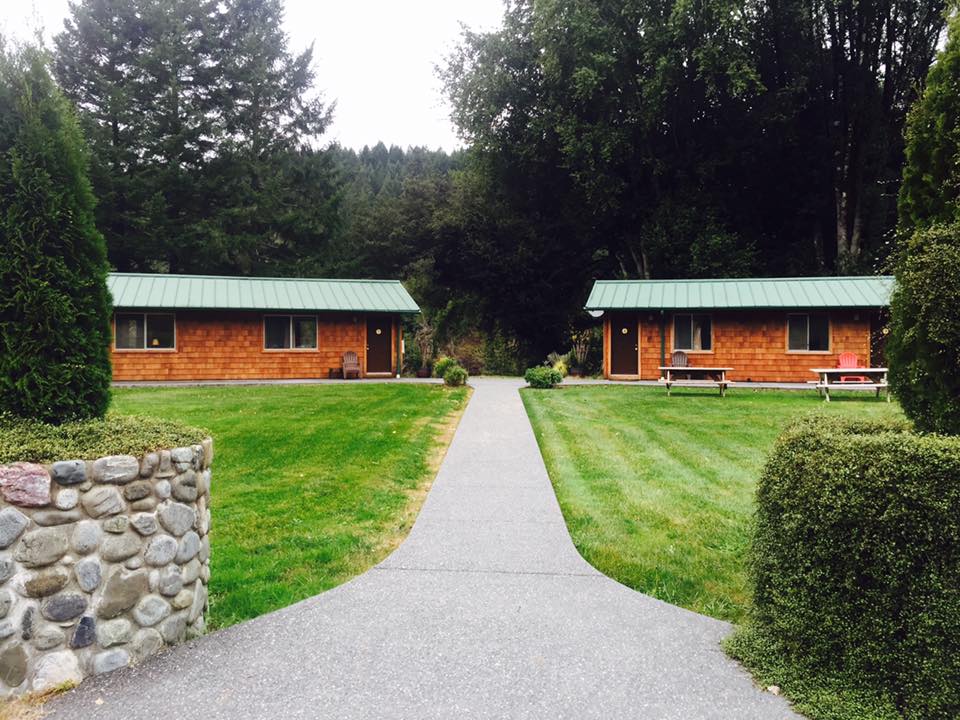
[0,43,112,422]
[889,11,960,434]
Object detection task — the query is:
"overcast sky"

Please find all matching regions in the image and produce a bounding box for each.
[1,0,504,150]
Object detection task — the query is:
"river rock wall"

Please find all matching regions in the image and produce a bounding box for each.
[0,440,212,693]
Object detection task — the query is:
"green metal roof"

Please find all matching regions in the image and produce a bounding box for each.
[585,276,894,310]
[108,273,420,313]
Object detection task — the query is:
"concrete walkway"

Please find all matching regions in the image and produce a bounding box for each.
[49,378,797,719]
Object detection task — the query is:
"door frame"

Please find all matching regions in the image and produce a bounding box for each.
[363,315,395,377]
[606,313,641,380]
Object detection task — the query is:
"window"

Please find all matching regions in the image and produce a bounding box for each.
[264,315,317,350]
[115,313,175,350]
[673,314,712,351]
[787,313,829,351]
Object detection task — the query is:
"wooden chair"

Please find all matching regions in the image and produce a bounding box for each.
[671,350,691,379]
[342,351,361,380]
[837,352,868,383]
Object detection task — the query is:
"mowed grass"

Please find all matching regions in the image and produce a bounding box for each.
[111,383,470,628]
[522,385,903,623]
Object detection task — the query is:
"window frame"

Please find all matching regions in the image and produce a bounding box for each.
[262,314,319,352]
[672,313,713,353]
[786,312,831,353]
[113,312,177,352]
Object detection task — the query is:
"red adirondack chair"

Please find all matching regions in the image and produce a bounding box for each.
[837,352,869,383]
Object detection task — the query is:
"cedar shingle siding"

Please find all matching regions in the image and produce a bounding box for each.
[604,310,873,382]
[111,310,398,381]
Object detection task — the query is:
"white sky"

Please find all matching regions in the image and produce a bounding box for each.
[1,0,505,151]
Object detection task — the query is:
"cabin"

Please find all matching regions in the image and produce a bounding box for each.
[585,276,894,383]
[108,273,419,381]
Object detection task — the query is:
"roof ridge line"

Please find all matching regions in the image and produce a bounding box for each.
[107,272,404,284]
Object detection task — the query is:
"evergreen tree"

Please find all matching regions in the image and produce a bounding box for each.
[53,0,337,274]
[0,43,112,422]
[899,10,960,234]
[889,10,960,435]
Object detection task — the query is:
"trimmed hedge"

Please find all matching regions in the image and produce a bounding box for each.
[751,415,960,718]
[887,222,960,434]
[0,413,209,463]
[524,366,563,388]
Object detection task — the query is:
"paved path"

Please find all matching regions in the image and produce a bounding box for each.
[49,378,797,719]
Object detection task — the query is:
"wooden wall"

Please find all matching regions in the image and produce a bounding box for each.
[605,310,874,383]
[111,310,398,381]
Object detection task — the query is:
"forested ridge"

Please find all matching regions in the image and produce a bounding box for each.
[24,0,954,366]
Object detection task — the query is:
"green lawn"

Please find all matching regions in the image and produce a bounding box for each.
[522,385,903,623]
[111,383,469,628]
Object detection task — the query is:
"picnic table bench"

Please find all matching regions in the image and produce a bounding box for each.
[810,367,890,402]
[659,366,734,397]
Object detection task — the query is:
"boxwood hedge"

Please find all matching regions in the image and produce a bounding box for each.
[751,415,959,718]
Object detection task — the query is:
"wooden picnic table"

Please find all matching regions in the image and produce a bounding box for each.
[658,366,734,397]
[810,367,890,402]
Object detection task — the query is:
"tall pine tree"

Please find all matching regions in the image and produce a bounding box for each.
[53,0,337,274]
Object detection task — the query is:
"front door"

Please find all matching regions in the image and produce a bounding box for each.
[610,313,639,376]
[366,317,392,374]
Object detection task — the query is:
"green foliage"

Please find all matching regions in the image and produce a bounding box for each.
[888,223,960,433]
[0,413,207,463]
[899,12,960,234]
[432,356,458,379]
[482,327,524,376]
[750,415,960,718]
[0,43,112,423]
[442,364,468,387]
[443,0,945,281]
[53,0,337,274]
[725,626,901,720]
[890,22,960,435]
[524,366,563,388]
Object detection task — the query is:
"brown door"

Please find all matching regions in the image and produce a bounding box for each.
[610,313,638,376]
[366,317,392,374]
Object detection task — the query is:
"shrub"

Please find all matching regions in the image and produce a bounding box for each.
[887,223,960,434]
[0,413,208,463]
[553,360,568,377]
[483,328,523,375]
[0,45,112,423]
[433,356,457,379]
[443,364,468,387]
[749,415,960,718]
[524,366,563,388]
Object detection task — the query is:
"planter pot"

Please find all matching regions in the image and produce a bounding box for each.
[416,367,431,378]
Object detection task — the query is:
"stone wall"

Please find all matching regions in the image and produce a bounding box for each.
[0,440,212,694]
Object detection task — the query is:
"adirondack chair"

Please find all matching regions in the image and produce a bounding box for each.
[837,352,868,383]
[671,350,691,379]
[342,351,361,380]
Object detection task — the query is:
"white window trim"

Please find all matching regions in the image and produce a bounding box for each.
[672,313,713,353]
[114,312,176,352]
[786,313,831,353]
[262,314,319,351]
